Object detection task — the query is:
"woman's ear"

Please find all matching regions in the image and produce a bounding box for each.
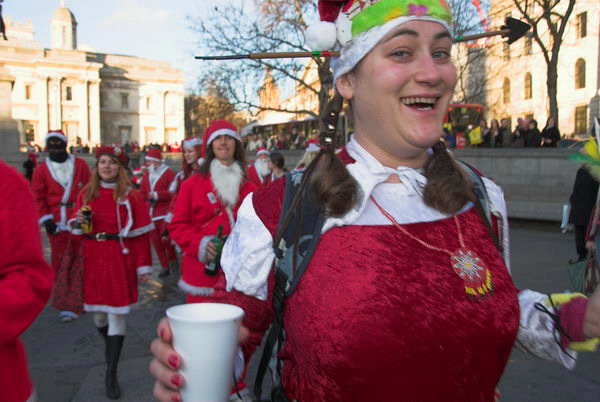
[336,73,355,100]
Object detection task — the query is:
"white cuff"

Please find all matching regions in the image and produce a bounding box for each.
[39,214,54,225]
[151,191,158,200]
[72,228,83,235]
[165,212,173,223]
[137,265,153,275]
[198,235,213,263]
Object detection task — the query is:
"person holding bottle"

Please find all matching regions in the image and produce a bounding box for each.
[71,145,153,400]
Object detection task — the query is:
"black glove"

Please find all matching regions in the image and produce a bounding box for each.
[44,220,58,234]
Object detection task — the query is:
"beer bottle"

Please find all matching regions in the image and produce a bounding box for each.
[205,225,224,276]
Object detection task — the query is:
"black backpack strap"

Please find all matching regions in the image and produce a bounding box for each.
[254,171,325,401]
[458,160,503,254]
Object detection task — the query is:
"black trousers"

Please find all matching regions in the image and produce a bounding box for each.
[574,224,588,260]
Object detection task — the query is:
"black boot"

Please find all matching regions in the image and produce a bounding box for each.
[105,335,124,400]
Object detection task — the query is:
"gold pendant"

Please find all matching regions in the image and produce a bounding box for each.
[450,248,494,299]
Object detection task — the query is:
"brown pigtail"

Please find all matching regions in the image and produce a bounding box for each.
[311,93,358,217]
[422,141,474,215]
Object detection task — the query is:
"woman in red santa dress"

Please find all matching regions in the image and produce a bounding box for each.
[246,147,274,188]
[150,2,600,401]
[1,161,54,402]
[31,130,91,323]
[139,148,177,277]
[71,146,153,400]
[169,120,257,303]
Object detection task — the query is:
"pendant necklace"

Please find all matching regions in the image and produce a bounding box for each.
[370,195,493,299]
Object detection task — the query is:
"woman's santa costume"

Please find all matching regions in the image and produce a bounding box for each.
[190,1,595,400]
[139,148,177,273]
[0,161,54,402]
[246,147,273,188]
[72,146,154,314]
[31,130,91,318]
[169,121,257,303]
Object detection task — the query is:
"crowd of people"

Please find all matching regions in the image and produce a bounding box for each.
[444,116,562,148]
[4,1,600,402]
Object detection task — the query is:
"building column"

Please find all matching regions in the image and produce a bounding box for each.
[89,80,101,145]
[49,76,63,131]
[79,79,89,144]
[37,75,49,145]
[158,91,166,144]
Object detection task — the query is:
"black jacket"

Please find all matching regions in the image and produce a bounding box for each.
[569,166,599,226]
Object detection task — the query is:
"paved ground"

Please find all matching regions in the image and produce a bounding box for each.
[22,221,600,402]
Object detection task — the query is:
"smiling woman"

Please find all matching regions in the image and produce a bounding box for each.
[149,1,600,401]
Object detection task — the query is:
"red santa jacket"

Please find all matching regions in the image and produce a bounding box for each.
[0,161,54,402]
[31,155,91,231]
[169,172,257,291]
[246,163,272,189]
[139,164,175,221]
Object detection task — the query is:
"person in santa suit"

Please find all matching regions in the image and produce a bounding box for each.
[169,120,257,303]
[151,2,600,402]
[71,145,153,400]
[31,130,91,323]
[139,148,177,277]
[246,147,273,188]
[294,138,320,170]
[165,136,204,224]
[0,161,54,402]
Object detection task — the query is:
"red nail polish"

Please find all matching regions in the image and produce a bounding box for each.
[168,355,179,369]
[171,395,181,402]
[171,374,182,387]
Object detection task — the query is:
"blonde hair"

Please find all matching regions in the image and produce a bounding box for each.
[83,156,134,203]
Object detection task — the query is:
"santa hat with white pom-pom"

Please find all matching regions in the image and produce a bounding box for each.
[305,0,453,82]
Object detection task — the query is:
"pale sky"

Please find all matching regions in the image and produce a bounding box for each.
[4,0,215,90]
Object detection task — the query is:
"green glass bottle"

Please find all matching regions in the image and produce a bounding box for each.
[205,225,224,276]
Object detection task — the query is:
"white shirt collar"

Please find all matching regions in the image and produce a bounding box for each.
[322,136,427,232]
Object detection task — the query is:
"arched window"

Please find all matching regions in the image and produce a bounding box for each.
[575,58,586,89]
[503,78,511,104]
[524,73,532,100]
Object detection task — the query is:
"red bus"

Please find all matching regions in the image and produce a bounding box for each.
[444,104,485,148]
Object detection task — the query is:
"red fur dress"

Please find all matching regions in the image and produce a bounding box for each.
[0,161,53,402]
[169,166,256,303]
[31,155,90,314]
[73,184,153,313]
[139,165,176,269]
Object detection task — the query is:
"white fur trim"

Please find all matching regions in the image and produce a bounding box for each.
[145,156,162,162]
[165,212,173,224]
[198,235,213,263]
[210,159,243,208]
[206,128,241,147]
[39,214,54,225]
[332,16,453,82]
[47,131,68,143]
[136,265,153,275]
[45,156,75,231]
[84,303,138,315]
[178,279,215,296]
[305,20,338,51]
[183,138,202,148]
[71,228,83,235]
[123,222,155,238]
[117,198,135,237]
[169,171,184,194]
[152,215,167,222]
[256,149,270,156]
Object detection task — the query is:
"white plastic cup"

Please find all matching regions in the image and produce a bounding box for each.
[166,303,245,402]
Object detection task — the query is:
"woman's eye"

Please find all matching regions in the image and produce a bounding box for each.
[391,49,411,58]
[433,50,451,59]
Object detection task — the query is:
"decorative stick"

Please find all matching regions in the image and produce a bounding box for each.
[195,18,530,61]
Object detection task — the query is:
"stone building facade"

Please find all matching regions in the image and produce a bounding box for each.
[0,3,184,147]
[481,0,599,136]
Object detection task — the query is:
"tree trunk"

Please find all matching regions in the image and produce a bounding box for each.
[547,47,560,124]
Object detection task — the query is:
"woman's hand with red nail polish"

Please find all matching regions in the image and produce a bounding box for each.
[150,318,182,402]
